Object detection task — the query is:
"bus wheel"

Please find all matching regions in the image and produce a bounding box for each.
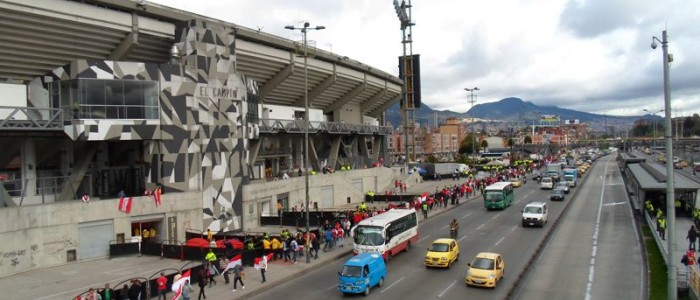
[405,241,411,252]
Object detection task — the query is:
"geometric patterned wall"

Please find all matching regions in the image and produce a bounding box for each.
[48,19,258,232]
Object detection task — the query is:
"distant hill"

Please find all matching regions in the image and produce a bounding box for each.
[385,97,652,131]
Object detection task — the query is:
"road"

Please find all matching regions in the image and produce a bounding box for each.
[251,172,575,299]
[513,155,645,300]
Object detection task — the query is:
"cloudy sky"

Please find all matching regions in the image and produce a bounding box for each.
[150,0,700,117]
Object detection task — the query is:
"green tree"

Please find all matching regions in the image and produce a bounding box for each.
[481,140,488,149]
[459,133,481,155]
[524,136,532,144]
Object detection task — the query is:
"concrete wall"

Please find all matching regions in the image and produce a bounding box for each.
[0,192,201,278]
[241,167,400,231]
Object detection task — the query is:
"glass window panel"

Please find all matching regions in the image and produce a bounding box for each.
[106,106,119,119]
[126,106,144,119]
[143,81,159,107]
[82,80,105,105]
[105,80,124,105]
[92,106,106,119]
[123,81,143,106]
[146,107,159,119]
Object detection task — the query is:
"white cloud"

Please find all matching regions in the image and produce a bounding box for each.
[150,0,700,117]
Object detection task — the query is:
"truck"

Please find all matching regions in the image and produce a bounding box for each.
[562,168,578,187]
[545,164,562,182]
[423,163,461,179]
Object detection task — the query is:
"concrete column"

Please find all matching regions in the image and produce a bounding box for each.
[21,139,37,197]
[60,141,74,177]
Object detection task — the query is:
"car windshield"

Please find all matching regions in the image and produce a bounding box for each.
[354,226,385,246]
[430,243,449,252]
[340,265,362,277]
[552,190,564,194]
[471,257,495,270]
[524,206,542,214]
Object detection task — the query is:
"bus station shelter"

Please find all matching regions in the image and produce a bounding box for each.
[625,161,700,214]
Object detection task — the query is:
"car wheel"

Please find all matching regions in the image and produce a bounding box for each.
[456,253,459,261]
[447,260,451,269]
[364,286,370,296]
[379,277,385,287]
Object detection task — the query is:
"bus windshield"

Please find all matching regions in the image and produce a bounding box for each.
[484,192,503,202]
[354,225,385,246]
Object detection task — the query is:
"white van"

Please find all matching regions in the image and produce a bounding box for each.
[522,202,548,227]
[540,177,554,190]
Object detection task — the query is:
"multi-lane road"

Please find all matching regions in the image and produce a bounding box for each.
[251,155,644,300]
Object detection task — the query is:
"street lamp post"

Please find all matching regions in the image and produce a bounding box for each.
[643,108,664,150]
[465,87,479,162]
[285,22,325,264]
[652,30,676,300]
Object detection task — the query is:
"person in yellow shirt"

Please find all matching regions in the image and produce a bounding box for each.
[207,229,213,241]
[263,238,272,257]
[150,228,157,241]
[271,237,281,261]
[142,228,150,241]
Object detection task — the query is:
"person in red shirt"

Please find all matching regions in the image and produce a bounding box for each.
[156,272,168,300]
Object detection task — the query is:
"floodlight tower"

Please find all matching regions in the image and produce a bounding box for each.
[394,0,415,163]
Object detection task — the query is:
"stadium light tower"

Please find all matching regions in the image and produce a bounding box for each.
[285,21,325,264]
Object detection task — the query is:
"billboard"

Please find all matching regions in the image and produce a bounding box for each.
[563,119,580,125]
[540,115,560,122]
[398,54,422,109]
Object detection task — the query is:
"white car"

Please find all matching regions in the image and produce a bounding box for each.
[522,202,548,227]
[540,177,553,190]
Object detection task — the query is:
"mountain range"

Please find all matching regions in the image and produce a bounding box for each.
[385,97,654,132]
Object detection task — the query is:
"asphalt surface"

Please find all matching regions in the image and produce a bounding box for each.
[249,172,577,300]
[513,155,645,300]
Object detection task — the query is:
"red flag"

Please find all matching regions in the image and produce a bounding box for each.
[154,187,162,207]
[171,269,191,299]
[118,196,133,214]
[254,253,273,270]
[223,254,243,273]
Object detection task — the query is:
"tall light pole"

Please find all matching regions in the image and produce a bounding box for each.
[285,21,325,264]
[465,87,479,162]
[643,108,664,150]
[652,30,676,300]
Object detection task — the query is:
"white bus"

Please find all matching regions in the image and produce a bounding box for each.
[351,209,419,261]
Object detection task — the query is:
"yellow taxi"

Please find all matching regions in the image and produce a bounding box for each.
[424,238,459,268]
[465,252,505,288]
[509,177,523,188]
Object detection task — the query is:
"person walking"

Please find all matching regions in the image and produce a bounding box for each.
[688,225,698,251]
[197,269,207,300]
[206,262,217,287]
[156,272,168,300]
[311,235,320,259]
[219,257,230,284]
[290,237,299,263]
[231,264,245,292]
[259,254,268,283]
[658,215,667,240]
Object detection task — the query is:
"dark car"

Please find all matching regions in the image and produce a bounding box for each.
[554,182,570,194]
[550,189,566,201]
[532,171,542,182]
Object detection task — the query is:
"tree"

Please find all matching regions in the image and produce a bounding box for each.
[481,140,488,149]
[507,138,514,147]
[524,136,532,144]
[459,133,481,155]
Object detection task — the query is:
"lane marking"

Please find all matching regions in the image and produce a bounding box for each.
[441,225,448,230]
[437,280,457,298]
[585,160,608,300]
[461,212,472,219]
[511,225,518,232]
[491,213,501,220]
[476,224,485,230]
[381,275,405,293]
[458,234,468,242]
[417,234,432,243]
[495,236,505,246]
[603,202,626,206]
[326,283,338,290]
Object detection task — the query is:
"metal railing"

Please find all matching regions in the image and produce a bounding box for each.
[259,118,391,135]
[0,106,64,131]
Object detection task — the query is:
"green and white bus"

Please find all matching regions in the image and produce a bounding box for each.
[483,182,514,210]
